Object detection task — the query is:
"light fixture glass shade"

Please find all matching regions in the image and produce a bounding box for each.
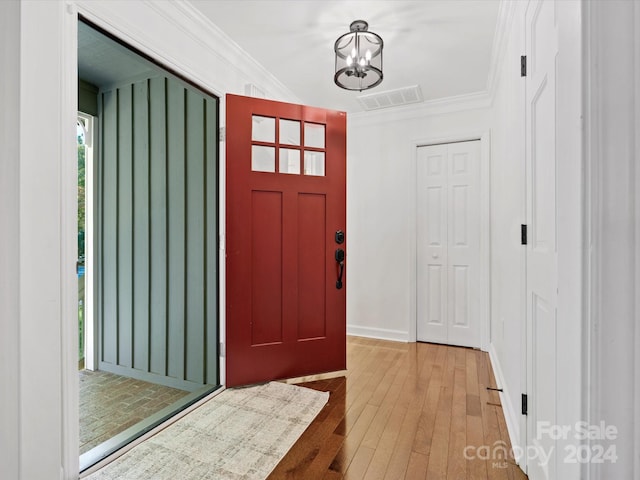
[334,20,383,91]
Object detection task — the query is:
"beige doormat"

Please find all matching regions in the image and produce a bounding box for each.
[85,382,329,480]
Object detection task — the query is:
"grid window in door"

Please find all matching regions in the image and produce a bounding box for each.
[251,115,326,176]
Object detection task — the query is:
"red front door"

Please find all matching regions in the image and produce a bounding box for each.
[225,94,347,387]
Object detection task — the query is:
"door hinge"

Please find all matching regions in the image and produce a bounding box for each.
[219,342,225,357]
[521,55,527,77]
[522,393,528,415]
[521,224,528,245]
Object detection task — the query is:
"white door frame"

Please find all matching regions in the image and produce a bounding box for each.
[409,130,491,351]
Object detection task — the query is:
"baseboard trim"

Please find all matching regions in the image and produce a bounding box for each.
[346,325,409,342]
[488,343,521,457]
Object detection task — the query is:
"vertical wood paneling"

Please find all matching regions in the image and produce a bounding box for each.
[149,77,168,376]
[117,85,133,368]
[133,80,150,372]
[185,90,205,383]
[166,79,186,380]
[98,75,219,390]
[101,90,118,365]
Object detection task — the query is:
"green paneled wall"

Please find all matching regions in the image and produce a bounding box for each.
[97,76,219,391]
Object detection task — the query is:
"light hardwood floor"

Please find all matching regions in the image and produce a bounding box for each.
[269,336,527,480]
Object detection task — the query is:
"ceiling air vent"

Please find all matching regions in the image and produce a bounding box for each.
[357,85,424,111]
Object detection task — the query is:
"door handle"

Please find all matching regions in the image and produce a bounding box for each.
[335,248,345,289]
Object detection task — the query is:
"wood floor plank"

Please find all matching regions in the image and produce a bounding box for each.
[328,404,378,474]
[268,337,528,480]
[412,344,446,457]
[303,433,347,479]
[446,349,468,479]
[359,353,411,451]
[361,387,409,480]
[467,414,489,480]
[405,451,429,480]
[466,348,480,396]
[323,470,344,480]
[424,347,456,479]
[382,343,437,480]
[344,446,375,480]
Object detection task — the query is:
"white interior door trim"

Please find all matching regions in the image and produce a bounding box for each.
[409,130,491,351]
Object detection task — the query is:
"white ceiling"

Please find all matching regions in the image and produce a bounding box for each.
[189,0,500,113]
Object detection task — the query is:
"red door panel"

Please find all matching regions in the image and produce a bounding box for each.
[226,94,346,387]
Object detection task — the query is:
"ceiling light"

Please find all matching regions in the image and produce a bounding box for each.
[334,20,383,92]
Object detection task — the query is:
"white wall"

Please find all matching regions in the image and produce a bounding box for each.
[0,1,301,478]
[347,99,490,342]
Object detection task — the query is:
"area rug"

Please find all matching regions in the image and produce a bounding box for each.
[85,382,329,480]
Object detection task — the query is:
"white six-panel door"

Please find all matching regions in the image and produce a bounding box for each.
[417,141,481,348]
[525,1,559,478]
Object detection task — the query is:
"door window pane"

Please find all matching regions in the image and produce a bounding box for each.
[252,115,275,143]
[279,148,300,174]
[252,145,275,172]
[279,119,300,145]
[304,123,325,148]
[304,151,325,176]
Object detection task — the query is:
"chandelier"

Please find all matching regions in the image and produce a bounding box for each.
[334,20,383,91]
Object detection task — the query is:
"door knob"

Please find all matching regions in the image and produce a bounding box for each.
[335,248,345,289]
[432,253,439,259]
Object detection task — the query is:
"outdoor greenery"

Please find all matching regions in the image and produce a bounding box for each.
[78,133,86,258]
[78,132,85,362]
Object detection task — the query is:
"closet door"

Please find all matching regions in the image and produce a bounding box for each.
[417,141,481,348]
